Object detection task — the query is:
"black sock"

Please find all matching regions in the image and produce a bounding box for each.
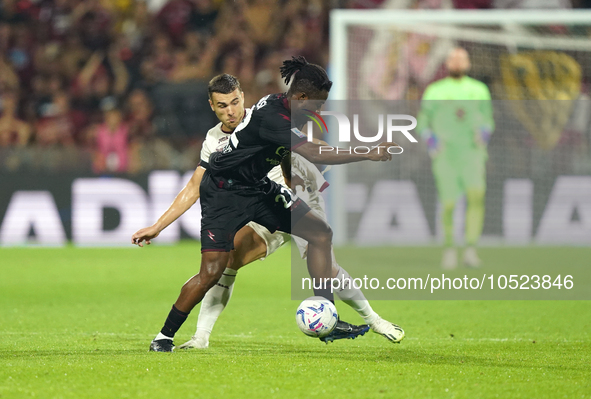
[160,305,189,338]
[313,287,334,303]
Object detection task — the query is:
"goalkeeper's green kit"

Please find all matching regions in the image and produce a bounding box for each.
[417,76,494,245]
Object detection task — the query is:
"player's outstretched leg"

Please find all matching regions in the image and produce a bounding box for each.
[150,251,230,352]
[177,268,236,350]
[292,211,370,343]
[291,210,334,301]
[463,189,485,268]
[332,262,404,343]
[441,201,458,270]
[319,321,370,343]
[179,226,268,350]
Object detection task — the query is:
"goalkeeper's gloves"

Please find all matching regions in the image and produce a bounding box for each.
[477,126,492,146]
[423,130,440,157]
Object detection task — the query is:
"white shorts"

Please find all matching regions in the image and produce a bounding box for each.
[246,221,291,261]
[246,188,329,261]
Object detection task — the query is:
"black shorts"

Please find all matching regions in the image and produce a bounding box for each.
[200,171,310,252]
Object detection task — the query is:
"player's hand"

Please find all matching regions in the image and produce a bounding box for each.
[366,142,399,161]
[425,133,441,158]
[290,174,306,193]
[131,226,160,247]
[474,127,491,148]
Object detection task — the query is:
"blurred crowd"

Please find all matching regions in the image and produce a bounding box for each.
[1,0,590,174]
[0,0,337,173]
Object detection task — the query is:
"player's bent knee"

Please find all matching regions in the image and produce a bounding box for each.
[314,225,333,247]
[199,257,228,287]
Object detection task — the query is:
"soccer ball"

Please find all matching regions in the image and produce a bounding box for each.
[295,296,338,338]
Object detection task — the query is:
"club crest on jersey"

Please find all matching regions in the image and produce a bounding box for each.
[265,158,281,165]
[266,146,290,165]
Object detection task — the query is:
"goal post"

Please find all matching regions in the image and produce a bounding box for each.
[328,9,591,246]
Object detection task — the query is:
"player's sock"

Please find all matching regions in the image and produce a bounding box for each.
[195,268,237,336]
[442,201,455,247]
[307,243,335,302]
[465,189,485,246]
[334,265,379,325]
[160,304,189,338]
[155,332,172,341]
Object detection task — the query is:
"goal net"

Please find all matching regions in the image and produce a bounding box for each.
[327,10,591,246]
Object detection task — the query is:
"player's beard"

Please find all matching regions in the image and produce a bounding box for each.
[449,70,465,79]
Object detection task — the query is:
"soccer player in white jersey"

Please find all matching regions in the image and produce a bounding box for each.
[132,74,404,348]
[182,74,403,348]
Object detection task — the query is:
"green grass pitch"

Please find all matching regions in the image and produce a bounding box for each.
[1,244,589,398]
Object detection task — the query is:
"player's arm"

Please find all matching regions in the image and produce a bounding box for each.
[281,155,291,186]
[416,85,435,137]
[293,141,394,164]
[132,166,205,247]
[281,155,305,191]
[476,84,494,145]
[310,137,329,146]
[416,85,439,156]
[261,112,394,166]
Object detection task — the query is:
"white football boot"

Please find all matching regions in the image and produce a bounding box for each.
[178,333,209,349]
[463,247,482,268]
[370,318,405,343]
[441,248,458,270]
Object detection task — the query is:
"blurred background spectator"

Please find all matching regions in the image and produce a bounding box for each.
[92,96,129,173]
[0,0,589,174]
[0,90,30,146]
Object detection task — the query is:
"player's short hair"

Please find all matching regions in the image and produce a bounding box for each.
[280,56,332,97]
[208,74,242,99]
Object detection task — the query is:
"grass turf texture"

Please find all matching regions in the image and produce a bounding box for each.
[1,244,589,398]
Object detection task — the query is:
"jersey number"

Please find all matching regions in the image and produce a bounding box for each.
[275,187,296,209]
[256,95,269,110]
[224,96,270,153]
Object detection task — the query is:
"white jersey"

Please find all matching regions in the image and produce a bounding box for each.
[291,153,328,209]
[200,120,284,187]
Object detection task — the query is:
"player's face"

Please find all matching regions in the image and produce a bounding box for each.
[209,89,245,131]
[446,48,471,77]
[294,90,329,112]
[290,90,329,128]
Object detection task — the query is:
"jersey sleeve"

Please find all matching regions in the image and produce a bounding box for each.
[259,112,307,150]
[473,82,494,134]
[481,84,494,130]
[416,84,437,137]
[199,135,215,169]
[292,153,329,193]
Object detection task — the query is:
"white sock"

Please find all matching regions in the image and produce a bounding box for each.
[195,268,237,337]
[334,264,380,325]
[155,332,172,341]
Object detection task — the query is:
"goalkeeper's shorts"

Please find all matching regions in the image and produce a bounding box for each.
[432,151,487,203]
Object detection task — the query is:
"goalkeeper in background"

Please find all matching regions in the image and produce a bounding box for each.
[417,47,494,269]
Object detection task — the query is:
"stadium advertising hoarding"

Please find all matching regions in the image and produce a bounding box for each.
[0,171,202,246]
[1,170,588,248]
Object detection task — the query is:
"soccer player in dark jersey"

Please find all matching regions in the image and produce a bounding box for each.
[133,56,397,352]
